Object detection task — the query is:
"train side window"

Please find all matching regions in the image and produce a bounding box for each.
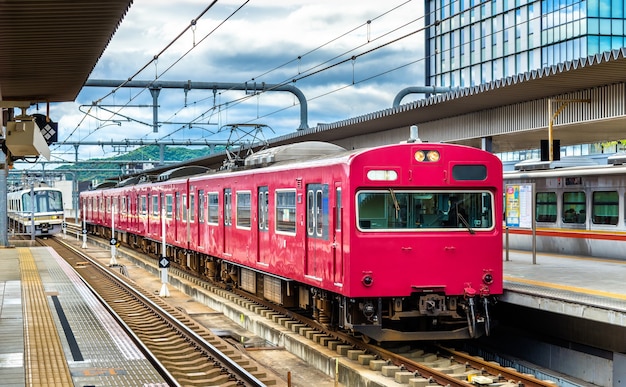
[175,192,181,221]
[335,188,342,231]
[592,191,618,225]
[189,193,195,222]
[208,193,219,224]
[152,195,159,217]
[224,189,232,226]
[316,190,324,237]
[198,190,205,223]
[562,192,586,224]
[307,190,314,235]
[182,194,188,222]
[536,192,557,222]
[140,195,147,216]
[276,190,296,234]
[166,194,173,219]
[106,197,111,213]
[258,187,269,231]
[236,191,251,228]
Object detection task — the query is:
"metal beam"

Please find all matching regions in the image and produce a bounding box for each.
[12,160,177,164]
[392,86,454,107]
[84,79,309,130]
[59,139,230,146]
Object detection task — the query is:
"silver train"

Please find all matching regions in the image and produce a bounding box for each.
[7,186,64,236]
[503,154,626,260]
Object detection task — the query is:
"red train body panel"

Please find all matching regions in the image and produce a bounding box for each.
[81,141,503,341]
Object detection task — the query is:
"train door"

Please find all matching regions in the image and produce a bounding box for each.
[223,188,233,257]
[257,186,270,265]
[175,191,181,242]
[181,193,188,246]
[197,189,205,250]
[333,184,343,284]
[305,184,329,278]
[187,190,194,252]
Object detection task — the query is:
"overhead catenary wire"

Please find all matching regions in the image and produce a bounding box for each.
[50,0,562,166]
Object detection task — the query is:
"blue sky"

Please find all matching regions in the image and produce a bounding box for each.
[25,0,426,166]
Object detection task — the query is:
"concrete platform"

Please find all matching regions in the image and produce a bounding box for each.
[503,249,626,327]
[0,244,166,386]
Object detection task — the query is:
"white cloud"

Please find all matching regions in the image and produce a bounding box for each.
[23,0,426,167]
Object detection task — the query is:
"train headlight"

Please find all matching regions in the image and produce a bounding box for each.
[362,275,373,287]
[482,273,494,285]
[366,170,398,181]
[427,150,440,162]
[414,150,440,162]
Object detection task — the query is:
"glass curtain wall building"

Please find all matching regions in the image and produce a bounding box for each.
[425,0,626,88]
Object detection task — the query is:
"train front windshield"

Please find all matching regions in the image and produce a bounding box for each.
[22,191,63,213]
[357,190,494,231]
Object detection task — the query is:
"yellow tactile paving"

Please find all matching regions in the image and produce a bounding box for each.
[19,247,73,386]
[505,275,626,301]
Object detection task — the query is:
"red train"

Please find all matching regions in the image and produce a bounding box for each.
[81,139,503,341]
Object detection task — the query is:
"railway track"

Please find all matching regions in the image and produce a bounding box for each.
[55,228,560,386]
[41,236,281,387]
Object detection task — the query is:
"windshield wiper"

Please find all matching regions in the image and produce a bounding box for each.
[389,188,400,219]
[457,211,475,234]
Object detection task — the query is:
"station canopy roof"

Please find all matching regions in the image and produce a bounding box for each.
[283,48,626,154]
[0,0,133,103]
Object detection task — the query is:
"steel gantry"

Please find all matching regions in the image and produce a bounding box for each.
[84,79,310,132]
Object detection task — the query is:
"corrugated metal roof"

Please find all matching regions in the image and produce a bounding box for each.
[0,0,133,102]
[285,48,626,141]
[256,48,626,154]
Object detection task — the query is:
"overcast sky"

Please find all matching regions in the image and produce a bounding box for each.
[27,0,427,166]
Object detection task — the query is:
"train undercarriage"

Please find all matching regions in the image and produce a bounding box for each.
[90,225,493,342]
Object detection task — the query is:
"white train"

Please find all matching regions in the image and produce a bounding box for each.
[7,186,64,236]
[503,154,626,260]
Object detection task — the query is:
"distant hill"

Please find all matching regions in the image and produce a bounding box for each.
[55,145,224,184]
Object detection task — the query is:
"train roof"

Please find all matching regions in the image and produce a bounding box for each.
[505,161,626,179]
[92,181,118,190]
[607,152,626,165]
[513,156,600,171]
[7,186,63,197]
[244,141,347,167]
[157,166,210,182]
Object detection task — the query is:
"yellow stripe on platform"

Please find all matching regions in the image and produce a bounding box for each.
[504,275,626,301]
[19,248,73,386]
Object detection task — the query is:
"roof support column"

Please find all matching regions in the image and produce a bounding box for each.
[150,87,161,133]
[481,136,493,152]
